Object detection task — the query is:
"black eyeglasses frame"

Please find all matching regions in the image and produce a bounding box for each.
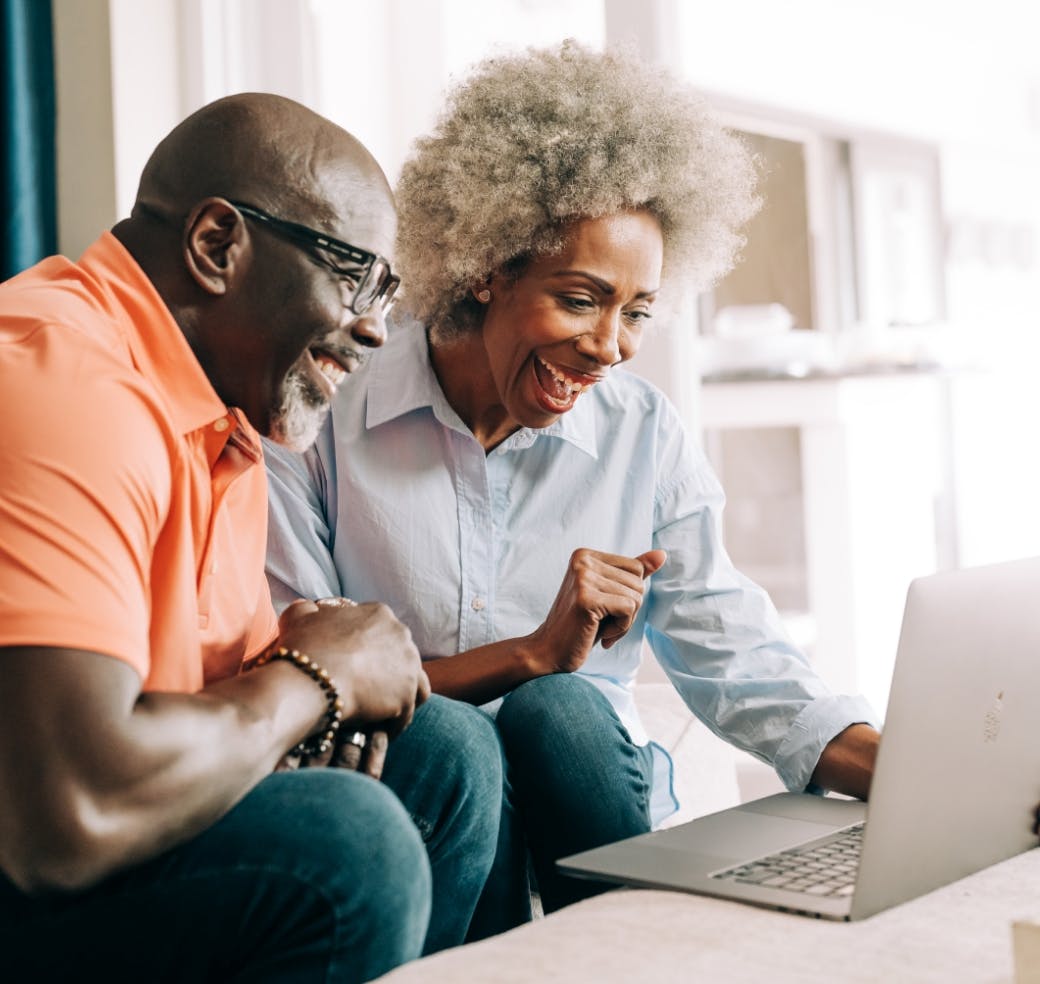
[229,200,398,316]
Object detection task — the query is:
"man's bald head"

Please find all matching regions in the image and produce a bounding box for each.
[134,92,389,228]
[114,93,396,445]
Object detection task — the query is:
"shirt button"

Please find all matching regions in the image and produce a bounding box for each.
[471,597,486,612]
[213,417,230,432]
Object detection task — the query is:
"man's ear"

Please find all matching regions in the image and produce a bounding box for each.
[183,199,247,296]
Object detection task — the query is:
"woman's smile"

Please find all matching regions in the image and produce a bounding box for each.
[530,355,604,412]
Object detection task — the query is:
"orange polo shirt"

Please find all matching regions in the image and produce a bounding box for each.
[0,233,278,691]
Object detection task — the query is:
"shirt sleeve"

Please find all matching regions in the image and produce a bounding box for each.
[644,408,879,793]
[0,362,171,678]
[264,427,343,612]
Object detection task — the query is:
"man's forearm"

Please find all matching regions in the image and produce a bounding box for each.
[0,648,325,895]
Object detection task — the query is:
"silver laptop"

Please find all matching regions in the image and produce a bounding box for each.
[559,556,1040,920]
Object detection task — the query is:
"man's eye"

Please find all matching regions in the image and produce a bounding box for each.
[322,258,363,287]
[314,248,362,282]
[335,270,363,289]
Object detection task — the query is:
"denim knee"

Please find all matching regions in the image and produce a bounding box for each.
[385,696,503,839]
[496,673,608,752]
[415,695,503,814]
[248,770,432,973]
[493,675,653,914]
[299,770,430,905]
[379,695,505,953]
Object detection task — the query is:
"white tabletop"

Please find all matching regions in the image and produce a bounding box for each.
[377,848,1040,983]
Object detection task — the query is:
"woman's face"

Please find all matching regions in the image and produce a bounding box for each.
[479,210,663,430]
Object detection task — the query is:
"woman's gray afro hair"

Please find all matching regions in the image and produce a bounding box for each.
[394,41,760,336]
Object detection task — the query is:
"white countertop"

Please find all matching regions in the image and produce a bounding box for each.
[378,847,1040,983]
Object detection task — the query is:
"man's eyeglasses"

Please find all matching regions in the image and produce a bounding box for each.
[229,201,399,317]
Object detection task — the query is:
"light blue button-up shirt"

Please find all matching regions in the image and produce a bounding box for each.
[264,319,878,826]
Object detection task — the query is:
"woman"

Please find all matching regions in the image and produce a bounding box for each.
[265,42,879,923]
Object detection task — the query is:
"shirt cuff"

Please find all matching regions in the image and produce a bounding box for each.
[773,694,881,793]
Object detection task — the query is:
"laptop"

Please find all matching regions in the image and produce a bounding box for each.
[558,556,1040,920]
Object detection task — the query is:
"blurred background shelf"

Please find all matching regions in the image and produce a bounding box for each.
[701,370,952,717]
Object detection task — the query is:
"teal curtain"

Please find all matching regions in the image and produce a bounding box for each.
[1,0,56,281]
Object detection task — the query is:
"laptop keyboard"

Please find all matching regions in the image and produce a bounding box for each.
[711,822,864,898]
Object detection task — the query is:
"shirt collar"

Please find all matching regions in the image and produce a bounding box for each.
[366,317,451,427]
[366,317,599,459]
[81,233,258,450]
[494,399,598,458]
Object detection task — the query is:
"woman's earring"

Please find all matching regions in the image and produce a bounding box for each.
[475,288,492,303]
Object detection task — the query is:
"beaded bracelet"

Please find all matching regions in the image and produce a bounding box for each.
[257,646,345,757]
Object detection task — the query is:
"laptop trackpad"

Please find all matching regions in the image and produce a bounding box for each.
[647,809,843,863]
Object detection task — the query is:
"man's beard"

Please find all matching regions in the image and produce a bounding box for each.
[267,366,330,452]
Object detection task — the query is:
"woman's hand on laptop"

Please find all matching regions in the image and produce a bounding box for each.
[811,723,881,800]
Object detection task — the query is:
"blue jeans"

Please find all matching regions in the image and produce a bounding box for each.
[492,674,655,914]
[0,694,502,982]
[380,693,504,952]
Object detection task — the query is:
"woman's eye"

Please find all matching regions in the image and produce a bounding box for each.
[623,308,653,325]
[560,295,595,312]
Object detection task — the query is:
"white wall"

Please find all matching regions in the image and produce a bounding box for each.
[310,0,605,184]
[56,0,1040,570]
[674,1,1038,141]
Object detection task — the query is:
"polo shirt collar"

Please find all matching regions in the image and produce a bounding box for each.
[82,233,233,439]
[366,317,599,459]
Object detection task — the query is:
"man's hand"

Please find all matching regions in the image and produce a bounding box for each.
[277,599,430,743]
[524,548,666,675]
[332,728,390,779]
[281,728,393,779]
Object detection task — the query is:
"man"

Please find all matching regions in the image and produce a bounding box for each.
[0,93,501,982]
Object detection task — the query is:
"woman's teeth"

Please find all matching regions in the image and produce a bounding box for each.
[537,356,593,394]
